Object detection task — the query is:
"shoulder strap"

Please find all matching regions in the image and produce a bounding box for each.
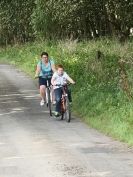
[40,60,43,71]
[49,59,53,71]
[49,59,51,66]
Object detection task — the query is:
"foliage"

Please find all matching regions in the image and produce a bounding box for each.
[0,0,133,45]
[0,0,35,45]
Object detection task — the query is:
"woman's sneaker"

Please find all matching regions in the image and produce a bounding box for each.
[40,99,45,106]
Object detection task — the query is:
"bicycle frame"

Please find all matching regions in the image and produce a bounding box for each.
[61,85,68,113]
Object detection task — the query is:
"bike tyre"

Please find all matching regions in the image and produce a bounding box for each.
[47,88,52,116]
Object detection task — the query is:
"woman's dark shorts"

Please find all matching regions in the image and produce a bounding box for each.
[39,77,51,87]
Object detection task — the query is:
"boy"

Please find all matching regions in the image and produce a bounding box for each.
[51,64,75,116]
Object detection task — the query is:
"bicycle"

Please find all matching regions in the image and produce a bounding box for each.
[55,83,72,122]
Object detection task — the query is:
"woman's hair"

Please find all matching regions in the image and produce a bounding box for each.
[56,64,64,69]
[41,52,48,57]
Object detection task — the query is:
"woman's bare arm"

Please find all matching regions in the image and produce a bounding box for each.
[35,65,41,78]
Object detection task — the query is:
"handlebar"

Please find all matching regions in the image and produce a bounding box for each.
[53,83,74,87]
[34,75,51,79]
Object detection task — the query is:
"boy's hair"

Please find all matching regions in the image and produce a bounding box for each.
[41,52,48,57]
[56,64,64,69]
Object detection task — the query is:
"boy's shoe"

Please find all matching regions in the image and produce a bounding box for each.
[53,111,61,117]
[40,99,45,106]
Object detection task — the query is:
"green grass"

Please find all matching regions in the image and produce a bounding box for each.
[0,38,133,146]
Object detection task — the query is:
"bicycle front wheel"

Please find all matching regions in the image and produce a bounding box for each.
[47,88,52,116]
[65,97,71,122]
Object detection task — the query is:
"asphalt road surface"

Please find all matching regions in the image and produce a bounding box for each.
[0,64,133,177]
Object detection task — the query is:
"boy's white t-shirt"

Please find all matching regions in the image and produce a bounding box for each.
[52,72,69,89]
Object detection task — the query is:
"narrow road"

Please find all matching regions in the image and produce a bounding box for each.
[0,65,133,177]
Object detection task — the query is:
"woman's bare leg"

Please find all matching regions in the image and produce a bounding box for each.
[40,85,46,101]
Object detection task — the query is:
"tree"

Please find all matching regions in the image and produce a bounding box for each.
[0,0,35,45]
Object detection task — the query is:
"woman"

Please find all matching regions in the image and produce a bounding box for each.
[35,52,56,106]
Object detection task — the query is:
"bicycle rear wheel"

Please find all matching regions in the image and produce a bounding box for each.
[65,97,71,122]
[60,112,64,120]
[47,88,52,116]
